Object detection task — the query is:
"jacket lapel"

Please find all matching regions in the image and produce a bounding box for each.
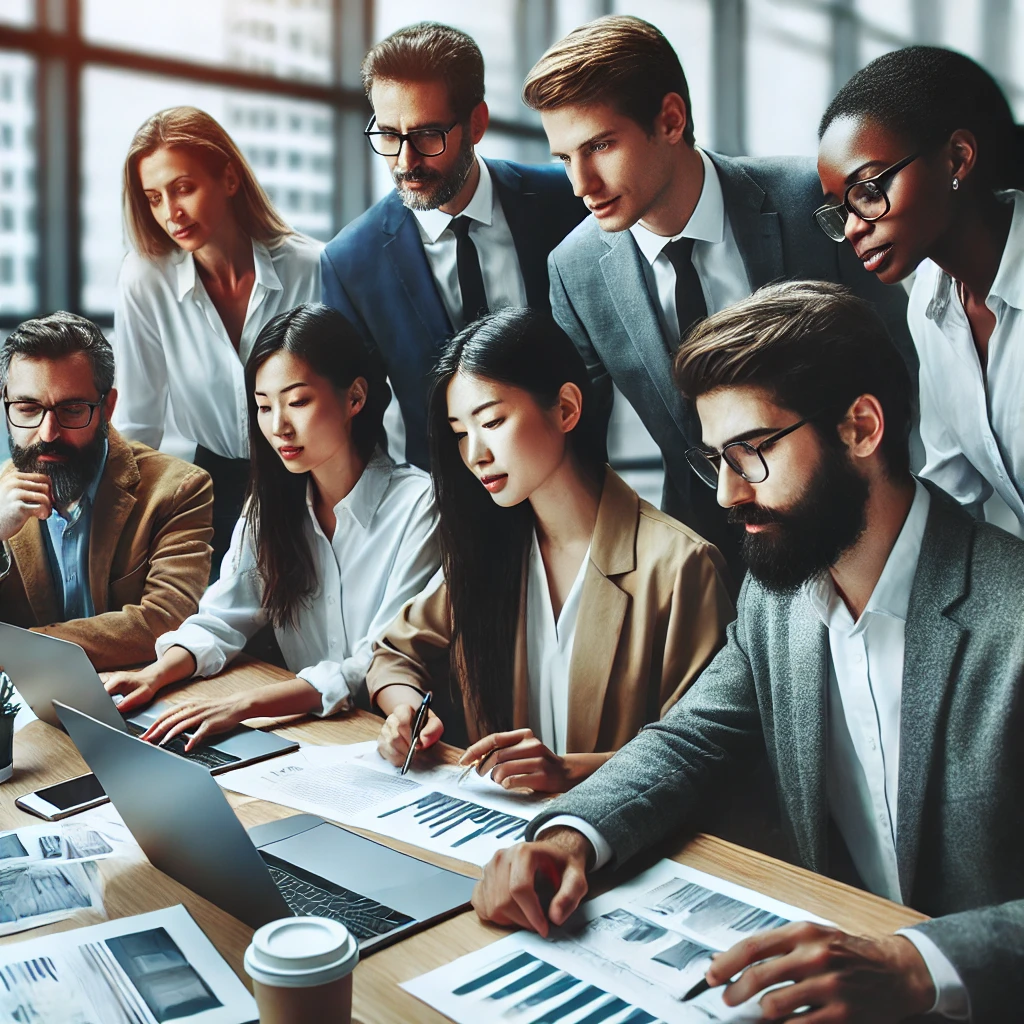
[896,491,969,902]
[381,195,453,344]
[88,430,139,615]
[8,520,58,624]
[566,469,635,752]
[708,151,785,288]
[490,160,548,309]
[600,233,700,443]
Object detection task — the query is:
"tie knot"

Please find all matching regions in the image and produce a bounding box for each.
[449,215,473,239]
[662,236,696,268]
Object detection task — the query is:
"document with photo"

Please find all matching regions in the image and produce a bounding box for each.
[0,903,257,1023]
[0,859,105,938]
[0,822,127,866]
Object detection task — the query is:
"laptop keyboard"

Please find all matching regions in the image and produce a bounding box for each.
[260,851,414,941]
[125,720,240,769]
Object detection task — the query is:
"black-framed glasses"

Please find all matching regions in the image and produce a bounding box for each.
[685,416,815,488]
[363,114,460,157]
[3,392,107,429]
[813,151,920,242]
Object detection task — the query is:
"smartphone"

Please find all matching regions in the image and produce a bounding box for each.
[15,772,108,821]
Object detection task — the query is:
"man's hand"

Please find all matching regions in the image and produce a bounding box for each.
[0,472,51,541]
[101,667,163,714]
[376,703,444,767]
[472,827,591,938]
[706,922,935,1022]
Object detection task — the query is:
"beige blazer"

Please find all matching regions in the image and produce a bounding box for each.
[367,467,735,751]
[0,427,213,670]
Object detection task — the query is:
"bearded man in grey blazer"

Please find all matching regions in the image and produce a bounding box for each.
[522,16,915,570]
[472,282,1023,1023]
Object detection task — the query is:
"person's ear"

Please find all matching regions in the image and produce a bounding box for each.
[658,92,689,146]
[556,382,584,435]
[347,377,368,417]
[837,394,885,460]
[222,160,241,197]
[468,100,489,146]
[947,129,978,187]
[103,387,118,421]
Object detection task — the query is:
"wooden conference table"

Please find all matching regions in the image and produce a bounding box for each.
[1,656,927,1024]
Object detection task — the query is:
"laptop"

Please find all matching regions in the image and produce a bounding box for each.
[55,702,478,950]
[0,622,297,772]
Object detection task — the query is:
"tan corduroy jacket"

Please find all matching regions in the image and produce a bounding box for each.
[0,427,213,670]
[367,467,736,752]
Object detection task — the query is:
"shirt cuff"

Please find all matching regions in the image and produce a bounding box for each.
[897,928,971,1020]
[0,541,11,582]
[155,623,229,678]
[535,815,613,871]
[296,662,353,718]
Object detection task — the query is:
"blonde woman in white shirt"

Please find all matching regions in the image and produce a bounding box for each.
[817,47,1024,527]
[101,304,440,747]
[114,106,322,571]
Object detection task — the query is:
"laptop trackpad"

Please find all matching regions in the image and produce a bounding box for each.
[259,822,475,919]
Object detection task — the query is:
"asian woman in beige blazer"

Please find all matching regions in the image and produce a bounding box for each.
[368,308,734,793]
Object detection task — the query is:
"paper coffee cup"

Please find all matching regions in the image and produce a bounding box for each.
[244,916,359,1024]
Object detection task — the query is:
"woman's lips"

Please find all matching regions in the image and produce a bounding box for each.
[859,243,893,273]
[480,473,508,493]
[278,446,304,461]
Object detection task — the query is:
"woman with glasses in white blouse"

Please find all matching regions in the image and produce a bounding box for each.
[101,303,440,747]
[113,106,322,574]
[817,47,1024,529]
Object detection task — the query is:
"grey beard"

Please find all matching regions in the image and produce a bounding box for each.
[9,418,108,509]
[394,137,476,212]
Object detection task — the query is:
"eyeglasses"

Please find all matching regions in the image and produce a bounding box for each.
[4,392,107,429]
[685,417,815,488]
[813,152,920,242]
[364,115,460,157]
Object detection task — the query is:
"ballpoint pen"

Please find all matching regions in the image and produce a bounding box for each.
[401,690,432,776]
[681,976,710,1002]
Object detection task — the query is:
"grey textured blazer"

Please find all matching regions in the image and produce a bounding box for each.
[529,486,1024,1021]
[547,151,916,558]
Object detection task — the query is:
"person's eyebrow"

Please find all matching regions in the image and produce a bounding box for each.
[142,174,192,192]
[551,129,616,159]
[375,119,450,133]
[8,394,94,403]
[448,399,503,423]
[705,425,784,450]
[844,160,890,185]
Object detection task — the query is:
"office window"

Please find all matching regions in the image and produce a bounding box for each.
[0,0,31,27]
[0,51,35,314]
[80,67,334,314]
[82,0,333,83]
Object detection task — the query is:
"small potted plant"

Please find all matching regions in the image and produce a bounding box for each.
[0,669,19,783]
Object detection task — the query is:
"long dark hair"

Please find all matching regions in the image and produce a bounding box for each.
[819,46,1024,193]
[427,308,606,735]
[244,302,390,628]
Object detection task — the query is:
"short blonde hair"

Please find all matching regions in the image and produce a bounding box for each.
[122,106,292,260]
[522,15,694,143]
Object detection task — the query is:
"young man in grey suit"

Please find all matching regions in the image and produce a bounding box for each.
[523,16,915,566]
[472,282,1023,1022]
[320,23,586,469]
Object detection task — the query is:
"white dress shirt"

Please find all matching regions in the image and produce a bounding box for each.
[155,452,439,715]
[525,532,590,756]
[411,156,528,331]
[541,481,968,1018]
[910,189,1024,527]
[629,147,752,346]
[113,234,323,460]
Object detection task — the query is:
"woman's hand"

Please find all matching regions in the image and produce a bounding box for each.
[101,666,164,714]
[139,694,251,750]
[460,729,610,794]
[377,703,444,767]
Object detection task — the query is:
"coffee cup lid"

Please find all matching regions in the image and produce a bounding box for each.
[244,917,359,989]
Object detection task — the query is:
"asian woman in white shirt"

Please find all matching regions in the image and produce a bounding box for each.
[113,106,322,572]
[816,47,1024,528]
[367,308,733,794]
[101,303,440,747]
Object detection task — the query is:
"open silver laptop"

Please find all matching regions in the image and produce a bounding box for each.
[0,622,297,772]
[55,702,477,951]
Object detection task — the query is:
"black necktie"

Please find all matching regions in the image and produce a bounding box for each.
[449,215,488,326]
[662,237,708,351]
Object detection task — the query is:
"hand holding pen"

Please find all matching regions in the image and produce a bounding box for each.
[376,689,444,769]
[400,690,433,776]
[457,728,575,793]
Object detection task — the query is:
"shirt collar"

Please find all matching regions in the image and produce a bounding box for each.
[925,189,1024,321]
[804,478,931,631]
[412,156,493,244]
[304,448,396,532]
[51,439,109,524]
[629,147,725,265]
[174,239,282,302]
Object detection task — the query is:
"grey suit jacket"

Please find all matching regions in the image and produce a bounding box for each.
[548,152,917,556]
[529,486,1024,1021]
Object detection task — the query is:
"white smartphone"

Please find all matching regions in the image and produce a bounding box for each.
[15,772,108,821]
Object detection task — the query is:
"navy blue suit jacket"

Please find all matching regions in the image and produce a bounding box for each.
[320,158,587,468]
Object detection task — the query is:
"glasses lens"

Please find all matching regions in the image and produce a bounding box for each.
[847,181,888,221]
[814,206,847,242]
[408,130,446,156]
[723,443,768,484]
[367,132,403,156]
[7,401,43,427]
[55,403,94,428]
[685,449,719,488]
